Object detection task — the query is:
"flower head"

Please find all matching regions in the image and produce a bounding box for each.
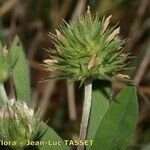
[44,6,132,84]
[0,100,44,149]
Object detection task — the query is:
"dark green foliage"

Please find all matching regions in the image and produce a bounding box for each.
[10,36,31,103]
[87,80,111,150]
[38,123,70,150]
[91,85,138,150]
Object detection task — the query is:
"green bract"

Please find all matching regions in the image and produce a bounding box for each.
[44,7,131,83]
[0,100,44,149]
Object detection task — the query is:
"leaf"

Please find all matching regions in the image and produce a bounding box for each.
[91,85,138,150]
[38,123,70,150]
[86,80,110,150]
[9,36,31,103]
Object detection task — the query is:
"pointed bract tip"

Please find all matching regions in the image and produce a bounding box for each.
[87,5,92,21]
[55,29,63,40]
[43,59,58,64]
[87,5,90,12]
[87,53,96,70]
[106,27,120,43]
[116,73,131,79]
[102,15,112,33]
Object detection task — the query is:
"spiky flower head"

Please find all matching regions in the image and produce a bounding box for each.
[44,6,131,84]
[0,100,44,149]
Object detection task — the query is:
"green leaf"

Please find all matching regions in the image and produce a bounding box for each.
[91,85,138,150]
[87,80,110,150]
[9,36,31,103]
[38,123,70,150]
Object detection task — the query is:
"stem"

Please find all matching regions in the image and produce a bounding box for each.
[77,80,92,150]
[0,83,8,103]
[67,82,77,121]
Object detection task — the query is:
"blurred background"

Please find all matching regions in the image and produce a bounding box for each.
[0,0,150,149]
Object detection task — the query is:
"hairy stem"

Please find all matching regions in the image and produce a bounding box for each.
[77,80,92,150]
[0,83,8,103]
